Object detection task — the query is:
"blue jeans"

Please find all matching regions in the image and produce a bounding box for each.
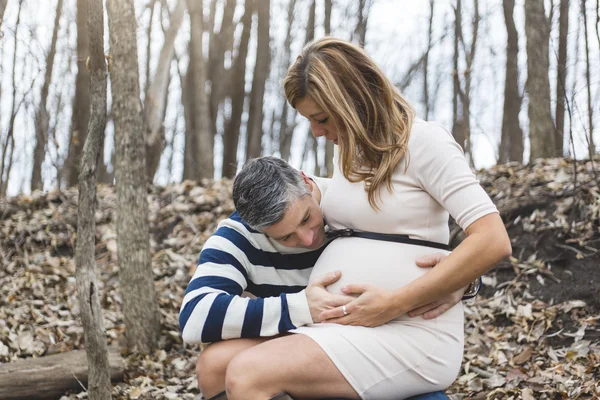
[406,392,449,400]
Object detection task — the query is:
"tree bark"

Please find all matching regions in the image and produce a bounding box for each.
[0,0,22,197]
[458,0,478,166]
[423,0,434,121]
[581,0,595,157]
[143,0,157,99]
[76,0,111,397]
[208,0,236,127]
[353,0,371,46]
[525,0,556,160]
[301,0,317,172]
[106,0,160,354]
[0,0,8,35]
[245,0,271,161]
[499,0,524,164]
[278,0,297,163]
[144,0,187,182]
[451,0,465,149]
[31,0,63,192]
[554,0,569,157]
[188,0,214,179]
[181,52,196,181]
[222,0,253,178]
[0,346,123,400]
[324,0,334,177]
[65,0,91,188]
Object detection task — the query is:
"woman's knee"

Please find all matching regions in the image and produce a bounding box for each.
[196,343,237,395]
[225,351,272,399]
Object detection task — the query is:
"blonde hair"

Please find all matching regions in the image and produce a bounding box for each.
[284,37,414,209]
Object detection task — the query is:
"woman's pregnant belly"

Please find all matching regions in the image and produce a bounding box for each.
[310,237,450,295]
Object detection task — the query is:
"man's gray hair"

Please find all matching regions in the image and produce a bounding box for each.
[233,156,311,231]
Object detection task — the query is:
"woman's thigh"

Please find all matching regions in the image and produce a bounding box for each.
[226,333,360,399]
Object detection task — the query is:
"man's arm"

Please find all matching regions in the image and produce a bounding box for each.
[180,233,314,344]
[179,224,351,344]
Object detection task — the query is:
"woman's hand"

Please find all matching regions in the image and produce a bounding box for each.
[317,284,399,327]
[407,253,467,319]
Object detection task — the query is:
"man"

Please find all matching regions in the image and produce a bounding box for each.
[180,157,474,400]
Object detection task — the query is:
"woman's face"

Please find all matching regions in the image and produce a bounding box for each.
[295,97,339,145]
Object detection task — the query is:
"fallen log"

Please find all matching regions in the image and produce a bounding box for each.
[0,345,123,400]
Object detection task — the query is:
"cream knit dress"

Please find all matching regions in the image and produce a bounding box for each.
[292,119,498,399]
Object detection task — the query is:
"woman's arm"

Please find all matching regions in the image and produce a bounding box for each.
[389,212,511,314]
[317,213,510,326]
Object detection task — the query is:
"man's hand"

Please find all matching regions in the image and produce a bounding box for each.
[306,271,355,323]
[407,253,467,320]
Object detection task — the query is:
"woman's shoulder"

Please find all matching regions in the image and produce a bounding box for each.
[405,119,465,172]
[408,119,456,149]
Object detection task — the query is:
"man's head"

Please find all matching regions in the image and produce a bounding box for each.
[232,156,326,249]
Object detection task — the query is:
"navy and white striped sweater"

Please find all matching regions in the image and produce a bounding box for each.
[179,211,327,344]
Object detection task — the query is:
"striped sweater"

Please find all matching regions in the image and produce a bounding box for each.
[180,180,329,344]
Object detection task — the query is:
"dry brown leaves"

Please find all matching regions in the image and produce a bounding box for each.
[0,159,599,400]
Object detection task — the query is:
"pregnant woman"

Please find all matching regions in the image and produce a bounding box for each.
[225,37,511,399]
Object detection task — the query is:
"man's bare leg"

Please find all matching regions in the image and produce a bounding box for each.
[225,334,359,400]
[196,337,271,398]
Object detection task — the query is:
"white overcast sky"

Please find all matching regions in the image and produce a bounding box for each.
[1,0,598,195]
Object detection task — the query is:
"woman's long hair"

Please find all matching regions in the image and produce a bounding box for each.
[283,37,414,209]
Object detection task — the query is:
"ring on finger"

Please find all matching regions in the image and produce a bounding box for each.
[342,305,349,316]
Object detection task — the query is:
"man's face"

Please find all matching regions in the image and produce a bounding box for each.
[261,193,326,249]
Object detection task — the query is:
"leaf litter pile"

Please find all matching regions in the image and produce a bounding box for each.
[1,158,599,399]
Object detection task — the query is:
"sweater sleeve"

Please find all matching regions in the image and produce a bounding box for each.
[411,122,498,231]
[179,227,314,344]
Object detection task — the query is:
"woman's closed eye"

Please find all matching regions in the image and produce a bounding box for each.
[316,117,328,125]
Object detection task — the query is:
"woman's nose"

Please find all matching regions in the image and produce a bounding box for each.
[310,121,325,138]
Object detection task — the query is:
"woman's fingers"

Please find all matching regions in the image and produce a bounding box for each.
[318,305,346,321]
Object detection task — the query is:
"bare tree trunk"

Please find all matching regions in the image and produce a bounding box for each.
[0,0,22,197]
[144,0,186,182]
[208,0,236,128]
[301,0,316,171]
[457,0,478,166]
[525,0,556,160]
[65,0,91,188]
[222,0,252,178]
[353,0,371,46]
[75,0,111,397]
[451,0,465,149]
[188,0,214,179]
[106,0,160,354]
[278,0,297,162]
[181,53,196,181]
[143,0,157,99]
[581,0,595,157]
[324,0,334,176]
[0,0,8,33]
[423,0,434,121]
[499,0,524,164]
[245,0,271,161]
[32,0,63,192]
[554,0,569,157]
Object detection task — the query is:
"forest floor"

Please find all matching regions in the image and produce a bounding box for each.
[1,158,599,400]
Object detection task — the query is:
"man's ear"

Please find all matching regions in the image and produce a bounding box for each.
[300,171,313,189]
